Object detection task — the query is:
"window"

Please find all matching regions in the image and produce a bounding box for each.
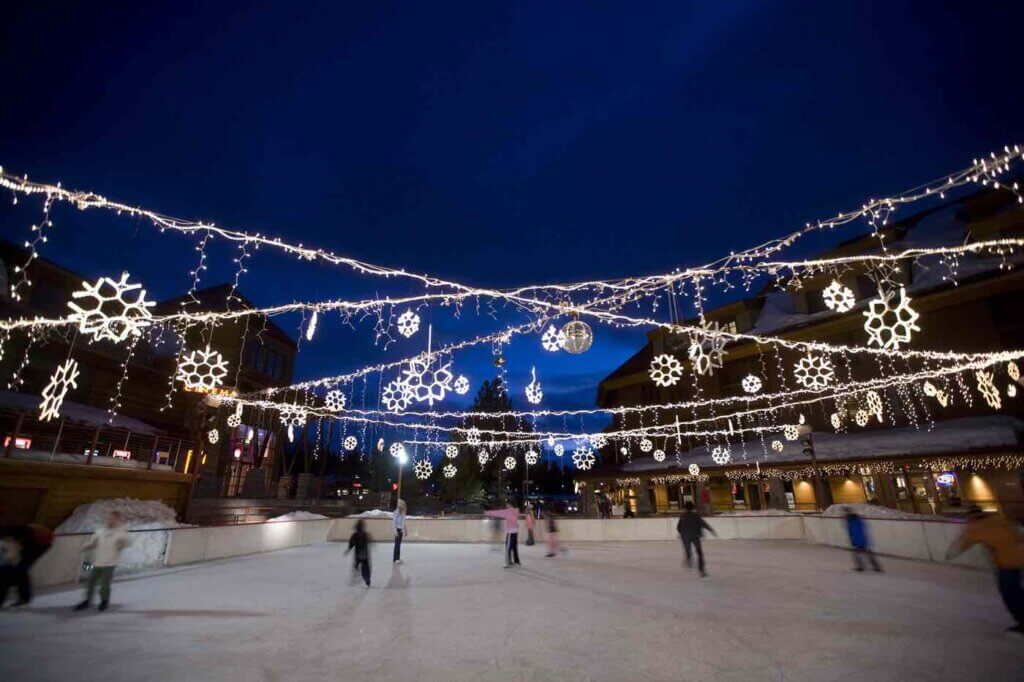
[245,341,288,380]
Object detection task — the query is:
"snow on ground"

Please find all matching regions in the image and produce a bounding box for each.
[266,511,329,522]
[716,509,795,516]
[822,503,938,520]
[350,508,394,518]
[2,540,1022,681]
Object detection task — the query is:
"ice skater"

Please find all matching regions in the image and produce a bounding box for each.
[0,523,53,607]
[545,511,563,557]
[393,499,407,564]
[677,501,716,577]
[485,502,521,567]
[524,504,536,546]
[75,511,132,611]
[946,505,1024,635]
[346,520,372,587]
[844,507,882,572]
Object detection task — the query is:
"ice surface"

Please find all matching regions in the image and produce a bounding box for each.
[2,541,1022,681]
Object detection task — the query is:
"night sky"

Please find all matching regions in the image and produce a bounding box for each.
[2,1,1024,428]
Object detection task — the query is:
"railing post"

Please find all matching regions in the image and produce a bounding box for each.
[5,411,25,458]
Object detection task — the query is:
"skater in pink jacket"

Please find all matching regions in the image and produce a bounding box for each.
[485,503,520,567]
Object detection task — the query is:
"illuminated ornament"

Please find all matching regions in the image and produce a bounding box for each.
[688,463,700,476]
[324,390,347,412]
[863,287,921,350]
[1008,361,1021,382]
[854,410,869,427]
[478,449,490,466]
[245,429,254,444]
[525,367,543,404]
[467,427,481,446]
[343,436,358,451]
[561,320,593,354]
[771,440,784,452]
[443,463,457,478]
[382,380,413,413]
[793,354,834,389]
[546,435,556,447]
[396,309,420,338]
[865,390,884,422]
[279,404,308,428]
[525,449,539,465]
[207,429,219,444]
[830,412,842,430]
[541,325,566,352]
[445,444,458,458]
[305,309,319,342]
[649,354,684,387]
[377,438,385,452]
[711,446,731,465]
[784,424,799,441]
[287,425,296,443]
[389,442,406,458]
[822,280,856,313]
[588,433,607,449]
[504,456,516,471]
[975,370,1001,409]
[1008,384,1018,398]
[226,401,243,428]
[741,374,763,394]
[414,459,433,480]
[639,438,653,453]
[653,449,666,462]
[39,358,80,421]
[554,443,565,457]
[688,321,727,376]
[401,356,454,406]
[176,345,229,391]
[572,445,595,470]
[453,375,470,395]
[923,381,950,408]
[67,272,155,343]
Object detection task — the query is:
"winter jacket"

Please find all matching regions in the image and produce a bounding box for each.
[392,510,406,533]
[485,507,520,535]
[348,530,370,560]
[845,513,870,549]
[83,526,133,567]
[677,511,713,540]
[956,515,1024,568]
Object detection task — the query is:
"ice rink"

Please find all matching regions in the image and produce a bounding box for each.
[1,539,1022,681]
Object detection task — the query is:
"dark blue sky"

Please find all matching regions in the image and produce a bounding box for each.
[2,1,1023,426]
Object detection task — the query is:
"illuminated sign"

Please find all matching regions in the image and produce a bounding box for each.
[183,385,239,397]
[936,473,955,486]
[112,449,131,459]
[4,436,32,450]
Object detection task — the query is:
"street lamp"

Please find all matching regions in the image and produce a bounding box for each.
[396,449,408,501]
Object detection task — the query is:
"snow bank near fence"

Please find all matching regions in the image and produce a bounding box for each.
[717,509,795,517]
[821,503,936,521]
[55,498,191,573]
[350,509,394,519]
[267,511,329,522]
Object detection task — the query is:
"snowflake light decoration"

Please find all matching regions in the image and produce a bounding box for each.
[382,380,413,413]
[227,413,241,428]
[504,456,516,471]
[445,444,458,458]
[396,309,421,338]
[525,449,539,465]
[67,272,155,343]
[466,427,481,446]
[784,424,800,441]
[711,446,731,465]
[854,410,869,427]
[541,325,566,352]
[975,370,1001,409]
[324,390,347,412]
[176,346,229,391]
[923,380,950,408]
[1008,361,1021,382]
[554,443,565,457]
[477,449,490,466]
[771,440,784,452]
[649,354,684,387]
[865,390,884,422]
[688,463,701,475]
[830,412,842,430]
[207,429,219,444]
[402,356,454,406]
[453,375,470,395]
[414,459,433,479]
[588,433,607,449]
[525,367,543,404]
[793,354,834,389]
[638,438,653,453]
[572,445,595,470]
[688,321,727,376]
[389,442,406,458]
[653,449,666,462]
[863,287,921,350]
[741,374,763,394]
[279,405,308,428]
[822,280,856,313]
[343,436,358,451]
[443,463,457,478]
[39,358,80,421]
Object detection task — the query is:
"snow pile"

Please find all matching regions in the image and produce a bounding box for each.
[267,511,329,522]
[821,503,936,521]
[717,509,795,517]
[350,509,394,519]
[56,498,191,573]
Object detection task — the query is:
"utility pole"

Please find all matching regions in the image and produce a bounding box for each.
[799,424,830,511]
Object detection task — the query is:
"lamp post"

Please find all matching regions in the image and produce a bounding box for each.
[396,448,408,503]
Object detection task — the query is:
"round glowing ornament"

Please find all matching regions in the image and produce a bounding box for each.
[561,320,593,354]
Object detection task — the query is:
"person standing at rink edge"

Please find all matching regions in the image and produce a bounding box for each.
[393,499,407,564]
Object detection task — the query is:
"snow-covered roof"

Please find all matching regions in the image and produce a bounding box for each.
[0,390,163,435]
[622,415,1024,473]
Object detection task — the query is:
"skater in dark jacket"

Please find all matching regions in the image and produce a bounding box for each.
[844,507,882,572]
[0,524,54,607]
[677,502,717,576]
[346,520,372,587]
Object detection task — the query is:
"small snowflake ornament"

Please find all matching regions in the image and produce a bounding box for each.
[525,367,543,404]
[207,429,220,444]
[784,424,800,441]
[343,436,358,451]
[638,438,653,453]
[382,380,413,413]
[688,463,701,475]
[39,358,80,421]
[443,463,457,478]
[863,287,921,350]
[793,354,834,389]
[865,390,884,422]
[67,272,155,343]
[688,321,727,376]
[854,410,869,427]
[649,354,684,387]
[525,449,539,465]
[1008,361,1021,382]
[414,459,433,479]
[466,427,481,446]
[771,440,784,452]
[541,325,566,352]
[830,412,842,430]
[822,280,856,313]
[477,449,490,466]
[741,374,763,394]
[975,370,1001,409]
[396,309,421,338]
[572,445,595,470]
[389,442,406,458]
[453,375,470,395]
[653,449,666,462]
[445,444,458,458]
[711,446,731,465]
[588,433,607,449]
[227,413,241,428]
[504,456,516,471]
[177,345,229,391]
[324,390,347,412]
[554,443,565,457]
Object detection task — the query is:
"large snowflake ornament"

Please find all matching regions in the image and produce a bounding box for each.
[687,321,728,376]
[176,345,229,391]
[443,463,457,478]
[453,375,470,395]
[504,456,516,471]
[649,354,684,387]
[741,374,763,394]
[343,436,358,451]
[525,367,543,405]
[572,445,595,470]
[402,356,454,406]
[466,427,481,446]
[382,380,413,413]
[711,446,731,465]
[324,390,347,412]
[414,459,433,480]
[541,325,566,352]
[976,370,1001,409]
[639,438,653,453]
[653,449,666,462]
[445,444,458,458]
[525,449,539,465]
[396,309,421,338]
[822,280,856,313]
[39,358,80,421]
[793,354,834,389]
[863,287,921,350]
[279,404,308,428]
[67,272,155,343]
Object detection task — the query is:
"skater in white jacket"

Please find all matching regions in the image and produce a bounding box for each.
[75,512,132,612]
